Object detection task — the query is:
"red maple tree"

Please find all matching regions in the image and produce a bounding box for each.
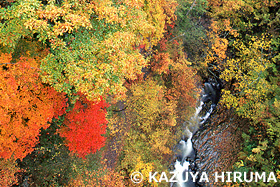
[60,94,109,158]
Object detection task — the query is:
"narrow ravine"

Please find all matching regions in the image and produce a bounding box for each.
[172,79,222,187]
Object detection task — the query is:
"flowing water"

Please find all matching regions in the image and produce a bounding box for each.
[172,81,221,187]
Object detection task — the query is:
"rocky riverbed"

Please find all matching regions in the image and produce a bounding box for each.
[192,106,247,186]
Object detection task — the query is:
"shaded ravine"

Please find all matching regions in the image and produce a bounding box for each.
[103,101,127,169]
[171,80,223,187]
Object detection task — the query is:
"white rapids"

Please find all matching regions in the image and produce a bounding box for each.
[172,81,220,187]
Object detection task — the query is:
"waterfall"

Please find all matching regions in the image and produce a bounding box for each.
[172,80,221,187]
[179,129,193,160]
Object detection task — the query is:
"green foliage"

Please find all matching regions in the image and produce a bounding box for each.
[0,0,176,102]
[19,117,75,186]
[233,127,280,186]
[207,0,279,34]
[175,0,208,62]
[19,115,105,186]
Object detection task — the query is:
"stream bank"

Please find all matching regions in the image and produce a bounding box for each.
[192,106,247,186]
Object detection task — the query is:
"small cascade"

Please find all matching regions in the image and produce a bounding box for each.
[199,104,215,125]
[179,129,193,160]
[172,80,222,187]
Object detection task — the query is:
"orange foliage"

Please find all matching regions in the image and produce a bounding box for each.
[169,59,198,112]
[68,167,125,187]
[150,17,197,119]
[0,53,68,160]
[98,169,125,187]
[151,52,172,74]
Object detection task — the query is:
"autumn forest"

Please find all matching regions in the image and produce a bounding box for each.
[0,0,279,186]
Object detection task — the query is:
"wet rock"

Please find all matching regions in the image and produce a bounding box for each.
[192,106,246,187]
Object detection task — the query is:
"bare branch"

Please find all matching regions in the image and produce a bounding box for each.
[0,63,15,65]
[186,0,197,17]
[168,33,185,42]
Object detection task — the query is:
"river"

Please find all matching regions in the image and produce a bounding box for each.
[172,80,222,187]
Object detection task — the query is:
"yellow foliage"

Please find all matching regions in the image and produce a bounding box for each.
[134,156,154,181]
[220,35,274,120]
